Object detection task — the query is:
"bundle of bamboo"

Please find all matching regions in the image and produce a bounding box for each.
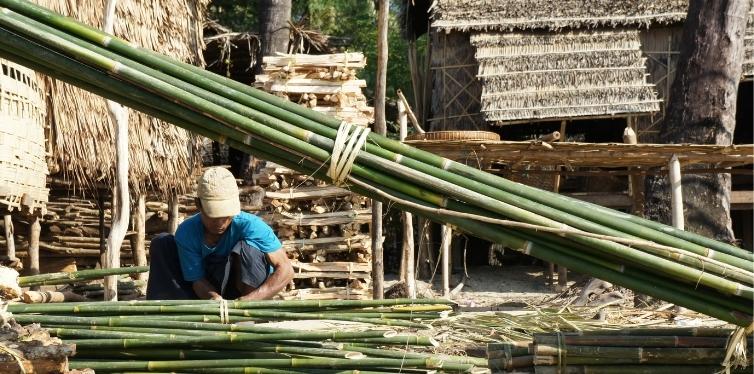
[0,0,750,330]
[489,328,753,373]
[6,298,493,373]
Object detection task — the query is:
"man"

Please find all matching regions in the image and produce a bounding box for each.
[147,167,293,300]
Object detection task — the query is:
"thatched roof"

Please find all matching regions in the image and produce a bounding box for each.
[0,58,48,213]
[35,0,208,197]
[472,29,660,124]
[430,0,688,32]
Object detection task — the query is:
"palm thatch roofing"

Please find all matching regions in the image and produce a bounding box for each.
[204,20,260,86]
[472,29,660,124]
[35,0,208,197]
[429,0,689,32]
[0,58,48,213]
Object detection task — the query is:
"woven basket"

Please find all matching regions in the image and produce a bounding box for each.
[0,58,48,213]
[405,130,500,142]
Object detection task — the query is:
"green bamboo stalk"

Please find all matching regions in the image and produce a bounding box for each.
[17,266,149,286]
[68,357,445,371]
[573,327,734,337]
[8,303,428,328]
[534,344,725,364]
[10,315,394,339]
[73,345,363,360]
[533,335,740,348]
[342,344,488,367]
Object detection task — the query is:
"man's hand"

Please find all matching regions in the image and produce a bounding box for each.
[237,249,293,301]
[192,278,223,300]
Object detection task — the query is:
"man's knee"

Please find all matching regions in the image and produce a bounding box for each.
[150,233,176,254]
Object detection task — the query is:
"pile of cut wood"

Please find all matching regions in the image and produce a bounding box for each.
[255,52,374,127]
[254,163,372,300]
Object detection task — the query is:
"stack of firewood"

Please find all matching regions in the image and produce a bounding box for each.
[255,52,374,127]
[254,163,372,300]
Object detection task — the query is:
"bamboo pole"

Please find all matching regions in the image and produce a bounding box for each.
[3,213,15,260]
[372,0,388,301]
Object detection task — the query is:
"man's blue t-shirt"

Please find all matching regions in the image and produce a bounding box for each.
[175,211,282,282]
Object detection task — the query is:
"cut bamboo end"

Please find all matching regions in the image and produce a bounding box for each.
[344,351,365,360]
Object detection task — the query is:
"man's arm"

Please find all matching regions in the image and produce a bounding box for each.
[237,249,293,300]
[193,278,223,300]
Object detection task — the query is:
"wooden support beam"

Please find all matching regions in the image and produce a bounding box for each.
[167,193,180,235]
[398,99,416,298]
[669,154,684,230]
[441,225,452,298]
[28,215,40,290]
[371,0,388,300]
[131,193,148,286]
[3,213,15,261]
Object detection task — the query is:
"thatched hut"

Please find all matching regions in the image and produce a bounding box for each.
[406,0,753,137]
[36,0,208,197]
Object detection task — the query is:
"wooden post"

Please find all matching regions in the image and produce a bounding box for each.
[131,193,148,284]
[440,225,452,298]
[167,193,180,235]
[28,215,40,291]
[103,0,130,301]
[624,121,645,215]
[3,213,15,260]
[669,154,684,230]
[398,99,416,298]
[98,192,106,268]
[554,120,568,291]
[371,0,389,300]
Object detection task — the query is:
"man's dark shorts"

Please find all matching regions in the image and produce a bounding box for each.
[146,233,270,300]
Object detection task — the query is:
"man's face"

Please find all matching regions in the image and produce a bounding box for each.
[200,211,233,235]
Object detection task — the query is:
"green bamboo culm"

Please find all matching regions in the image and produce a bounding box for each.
[18,266,149,287]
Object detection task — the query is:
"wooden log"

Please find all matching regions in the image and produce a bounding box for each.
[22,290,87,303]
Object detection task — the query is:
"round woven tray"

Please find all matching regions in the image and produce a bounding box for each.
[405,131,500,141]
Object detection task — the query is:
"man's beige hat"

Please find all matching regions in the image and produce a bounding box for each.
[197,167,241,218]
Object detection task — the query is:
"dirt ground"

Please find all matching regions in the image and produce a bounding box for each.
[387,264,590,309]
